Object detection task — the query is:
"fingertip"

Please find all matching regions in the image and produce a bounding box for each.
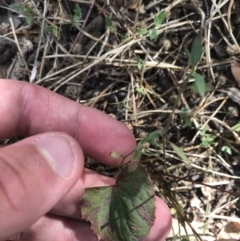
[0,132,84,240]
[77,107,136,165]
[146,197,172,241]
[0,79,137,166]
[33,132,84,179]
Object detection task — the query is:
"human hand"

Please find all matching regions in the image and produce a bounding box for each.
[0,79,172,241]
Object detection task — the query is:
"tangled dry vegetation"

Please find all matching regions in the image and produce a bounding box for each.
[1,0,240,240]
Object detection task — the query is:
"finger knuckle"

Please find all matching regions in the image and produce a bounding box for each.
[0,155,27,212]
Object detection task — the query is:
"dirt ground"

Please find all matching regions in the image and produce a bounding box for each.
[1,0,240,240]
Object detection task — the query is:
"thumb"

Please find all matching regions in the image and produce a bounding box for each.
[0,132,84,240]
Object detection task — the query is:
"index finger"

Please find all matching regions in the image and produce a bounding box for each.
[0,79,136,165]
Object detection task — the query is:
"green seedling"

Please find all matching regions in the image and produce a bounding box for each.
[138,9,166,41]
[132,130,163,161]
[199,128,217,148]
[135,83,146,96]
[186,33,210,97]
[221,145,232,155]
[105,16,112,28]
[105,16,128,39]
[180,108,192,127]
[136,55,142,70]
[149,28,158,41]
[188,34,202,69]
[69,3,82,27]
[44,25,59,38]
[138,28,148,35]
[10,3,34,25]
[154,10,166,27]
[192,73,206,97]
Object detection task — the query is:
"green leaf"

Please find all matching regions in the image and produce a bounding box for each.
[24,5,33,14]
[73,3,82,18]
[136,85,146,95]
[184,115,192,127]
[132,149,142,161]
[138,28,148,35]
[149,28,158,41]
[44,26,59,37]
[72,3,82,25]
[189,82,212,95]
[80,186,112,238]
[189,34,202,68]
[194,73,206,97]
[180,108,192,127]
[44,26,55,33]
[73,14,80,24]
[221,145,232,155]
[170,143,190,163]
[200,135,216,148]
[80,162,155,241]
[199,128,216,148]
[136,55,142,70]
[154,10,166,27]
[231,122,240,132]
[132,130,163,162]
[26,15,33,25]
[136,87,146,95]
[139,130,162,146]
[105,16,112,28]
[9,3,25,12]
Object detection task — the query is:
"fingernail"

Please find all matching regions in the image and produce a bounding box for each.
[34,135,76,178]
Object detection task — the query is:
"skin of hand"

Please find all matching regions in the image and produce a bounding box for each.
[0,79,172,241]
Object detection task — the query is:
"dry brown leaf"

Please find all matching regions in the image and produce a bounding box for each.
[231,60,240,87]
[217,221,240,241]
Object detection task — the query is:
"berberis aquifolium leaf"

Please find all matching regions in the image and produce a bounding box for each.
[80,162,155,241]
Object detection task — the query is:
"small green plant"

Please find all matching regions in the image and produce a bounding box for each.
[44,25,59,38]
[105,16,112,29]
[199,128,217,148]
[138,9,166,41]
[186,34,210,97]
[135,83,146,96]
[221,145,232,155]
[163,34,207,151]
[180,108,192,127]
[132,130,163,161]
[136,55,142,70]
[69,3,82,26]
[105,16,128,40]
[10,3,34,25]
